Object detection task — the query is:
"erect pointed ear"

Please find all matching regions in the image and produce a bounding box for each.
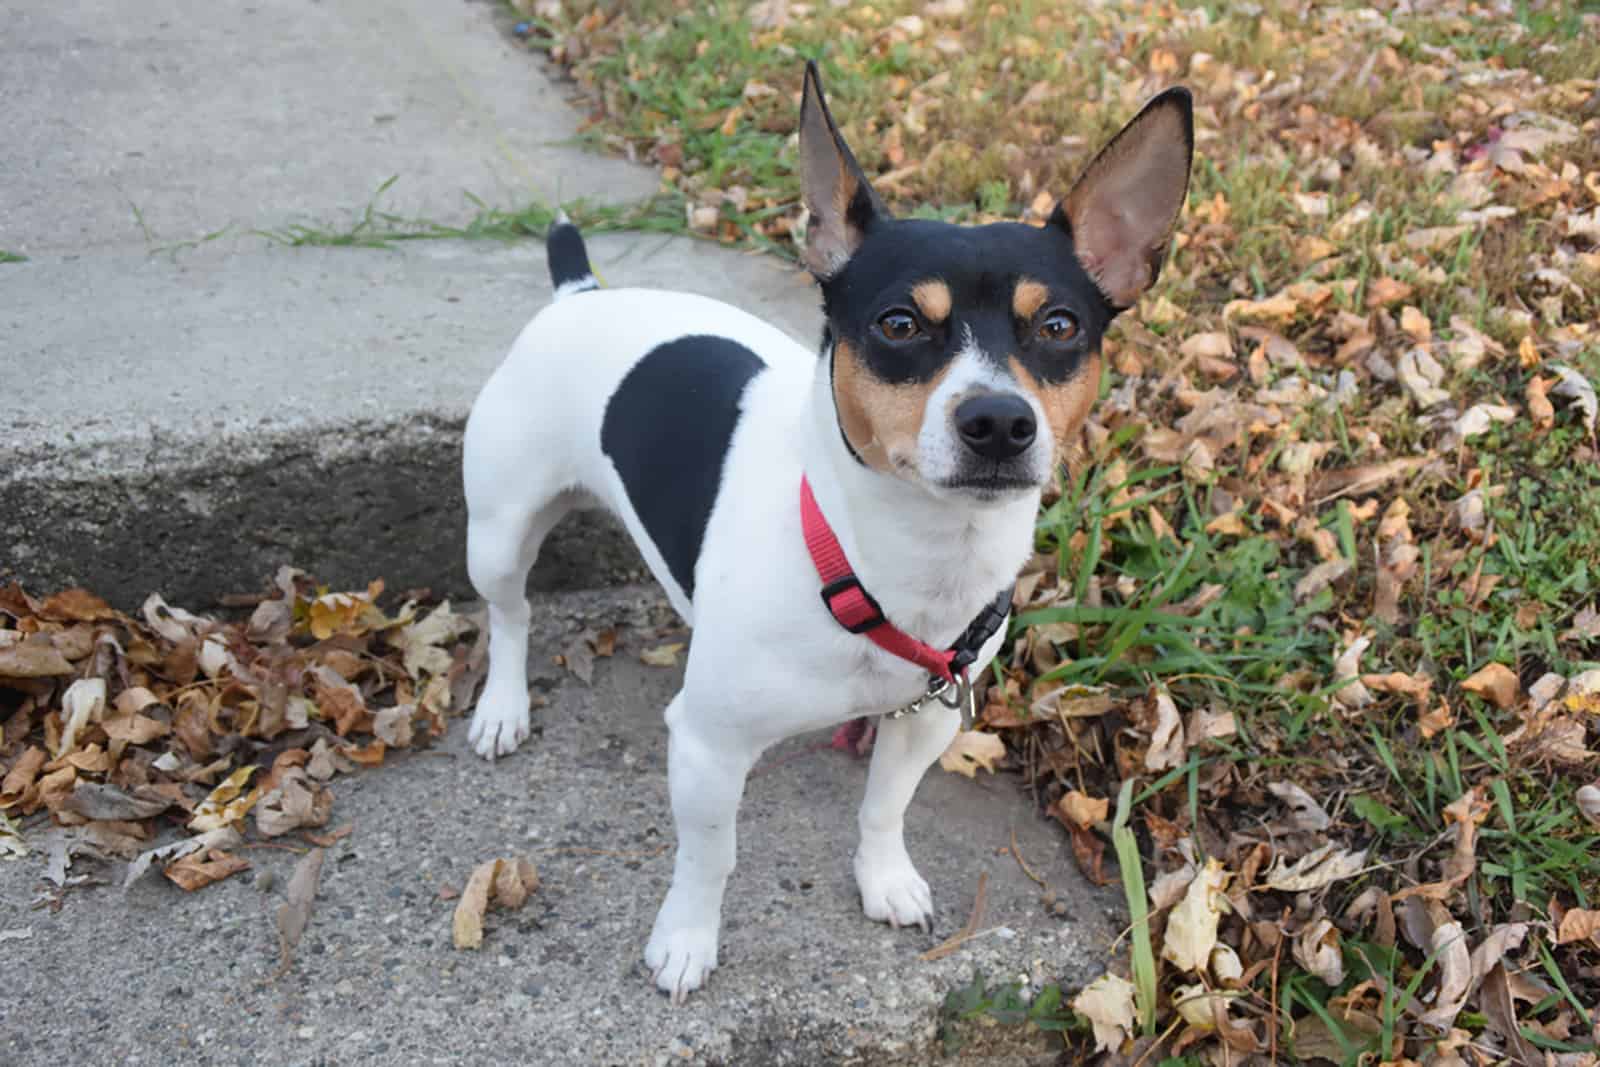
[1054,87,1194,309]
[798,60,886,280]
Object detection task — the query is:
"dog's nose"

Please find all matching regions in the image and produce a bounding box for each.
[954,393,1037,460]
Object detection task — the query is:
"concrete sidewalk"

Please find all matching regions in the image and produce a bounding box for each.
[1,2,1118,1062]
[1,587,1118,1066]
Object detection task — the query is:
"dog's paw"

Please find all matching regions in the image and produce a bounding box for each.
[467,684,530,760]
[644,924,719,1004]
[855,849,934,933]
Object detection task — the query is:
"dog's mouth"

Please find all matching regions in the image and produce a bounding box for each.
[937,470,1042,500]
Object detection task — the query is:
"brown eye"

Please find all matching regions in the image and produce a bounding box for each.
[1038,310,1079,343]
[877,310,922,343]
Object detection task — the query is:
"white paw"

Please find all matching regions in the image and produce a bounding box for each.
[466,682,529,760]
[644,923,719,1004]
[855,848,934,933]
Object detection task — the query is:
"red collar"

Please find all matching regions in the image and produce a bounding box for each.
[800,475,1011,686]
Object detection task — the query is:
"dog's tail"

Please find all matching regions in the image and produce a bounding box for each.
[547,212,599,299]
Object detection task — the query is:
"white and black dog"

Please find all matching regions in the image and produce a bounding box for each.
[462,63,1192,1001]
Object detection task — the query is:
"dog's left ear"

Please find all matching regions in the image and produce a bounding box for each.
[1054,87,1194,309]
[798,60,887,280]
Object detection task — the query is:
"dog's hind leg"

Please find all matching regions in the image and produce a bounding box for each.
[466,492,575,759]
[853,703,961,932]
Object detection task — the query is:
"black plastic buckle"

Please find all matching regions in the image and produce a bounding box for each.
[820,575,886,634]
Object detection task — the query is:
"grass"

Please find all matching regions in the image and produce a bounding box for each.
[520,0,1600,1059]
[0,251,26,264]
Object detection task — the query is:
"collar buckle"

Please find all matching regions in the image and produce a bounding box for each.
[819,574,886,634]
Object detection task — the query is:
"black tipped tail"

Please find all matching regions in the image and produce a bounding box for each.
[547,213,598,298]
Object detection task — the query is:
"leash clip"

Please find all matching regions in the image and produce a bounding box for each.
[885,670,976,730]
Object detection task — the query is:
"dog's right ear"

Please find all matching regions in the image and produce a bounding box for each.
[799,60,885,280]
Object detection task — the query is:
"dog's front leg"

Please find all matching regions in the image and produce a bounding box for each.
[854,702,961,932]
[645,691,758,1003]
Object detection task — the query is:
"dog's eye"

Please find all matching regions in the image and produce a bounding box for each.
[1038,310,1079,343]
[877,310,922,343]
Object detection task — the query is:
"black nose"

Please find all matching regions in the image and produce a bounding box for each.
[954,393,1037,460]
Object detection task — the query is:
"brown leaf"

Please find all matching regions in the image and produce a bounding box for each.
[938,730,1006,777]
[0,634,74,678]
[1461,662,1520,709]
[1480,963,1543,1066]
[276,847,326,972]
[101,712,170,745]
[492,857,540,910]
[164,848,251,892]
[37,588,115,622]
[1068,824,1109,885]
[640,642,684,667]
[0,747,47,806]
[255,767,333,838]
[1055,790,1109,829]
[1416,921,1471,1030]
[453,859,499,950]
[1555,907,1600,947]
[61,782,172,821]
[1365,276,1414,308]
[1527,374,1555,431]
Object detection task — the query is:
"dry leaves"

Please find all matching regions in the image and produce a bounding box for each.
[452,856,540,950]
[938,730,1007,778]
[0,569,481,891]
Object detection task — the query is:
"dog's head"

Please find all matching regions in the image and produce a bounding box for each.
[800,62,1193,502]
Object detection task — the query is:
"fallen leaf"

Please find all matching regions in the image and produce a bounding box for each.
[1162,858,1229,974]
[1527,375,1555,431]
[276,847,326,972]
[1293,918,1344,986]
[188,765,261,833]
[1056,790,1109,829]
[1263,844,1368,892]
[0,634,74,677]
[1550,364,1597,434]
[453,859,498,950]
[1072,973,1137,1053]
[164,848,250,892]
[1577,784,1600,828]
[492,857,540,910]
[124,827,243,888]
[255,767,333,837]
[938,730,1006,777]
[640,642,684,667]
[61,782,172,821]
[56,677,107,756]
[1461,663,1519,709]
[1332,636,1374,710]
[1144,687,1184,771]
[1268,781,1331,831]
[1417,922,1471,1031]
[393,601,473,679]
[1555,908,1600,947]
[1365,276,1414,308]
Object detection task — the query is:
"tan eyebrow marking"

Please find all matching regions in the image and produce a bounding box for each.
[910,279,952,324]
[1013,278,1050,321]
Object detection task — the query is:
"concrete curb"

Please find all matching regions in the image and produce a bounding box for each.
[3,237,818,606]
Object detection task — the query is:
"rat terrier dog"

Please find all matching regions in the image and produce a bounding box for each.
[463,63,1192,1001]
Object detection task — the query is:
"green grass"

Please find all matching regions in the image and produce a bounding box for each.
[0,250,26,264]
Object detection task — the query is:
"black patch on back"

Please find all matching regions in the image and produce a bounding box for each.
[600,336,766,599]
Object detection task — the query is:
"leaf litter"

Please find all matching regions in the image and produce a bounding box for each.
[0,568,483,939]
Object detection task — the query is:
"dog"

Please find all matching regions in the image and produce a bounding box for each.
[462,62,1192,1001]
